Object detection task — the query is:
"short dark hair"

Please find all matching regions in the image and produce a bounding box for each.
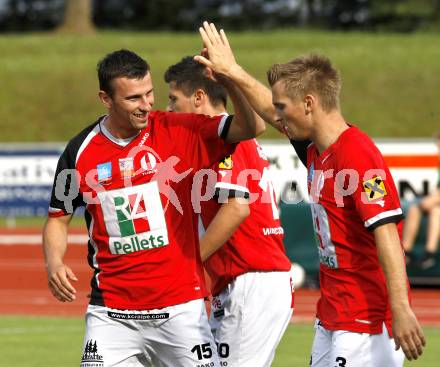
[164,56,227,108]
[97,49,150,96]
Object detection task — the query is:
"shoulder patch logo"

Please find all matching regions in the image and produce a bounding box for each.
[363,176,387,201]
[219,155,233,170]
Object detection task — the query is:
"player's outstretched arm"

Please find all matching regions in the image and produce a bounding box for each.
[200,197,249,261]
[374,223,426,361]
[43,215,78,302]
[195,21,282,133]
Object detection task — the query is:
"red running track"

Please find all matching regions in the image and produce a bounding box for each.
[1,242,439,326]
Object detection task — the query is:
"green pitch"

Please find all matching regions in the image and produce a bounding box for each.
[0,316,438,366]
[0,30,439,142]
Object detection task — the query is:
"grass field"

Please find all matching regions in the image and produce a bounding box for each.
[0,316,438,366]
[0,30,439,141]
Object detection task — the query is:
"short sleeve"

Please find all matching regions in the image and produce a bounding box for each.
[48,145,84,217]
[340,138,403,231]
[214,145,250,201]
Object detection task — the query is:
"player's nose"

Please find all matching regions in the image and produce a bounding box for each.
[139,96,153,111]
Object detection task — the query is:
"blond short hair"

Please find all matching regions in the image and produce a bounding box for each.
[267,54,341,112]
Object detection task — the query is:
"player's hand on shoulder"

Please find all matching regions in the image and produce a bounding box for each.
[47,263,78,302]
[392,307,426,361]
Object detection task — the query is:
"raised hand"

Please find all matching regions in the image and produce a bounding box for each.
[194,21,238,77]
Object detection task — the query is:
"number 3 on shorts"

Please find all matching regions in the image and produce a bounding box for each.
[335,356,347,367]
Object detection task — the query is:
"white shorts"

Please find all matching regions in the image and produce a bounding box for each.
[310,319,405,367]
[81,298,219,367]
[209,271,293,367]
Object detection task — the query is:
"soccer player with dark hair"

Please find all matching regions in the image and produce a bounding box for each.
[43,48,265,366]
[165,56,293,367]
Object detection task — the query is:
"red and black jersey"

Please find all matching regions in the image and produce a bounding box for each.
[200,139,291,296]
[48,111,235,310]
[306,126,407,335]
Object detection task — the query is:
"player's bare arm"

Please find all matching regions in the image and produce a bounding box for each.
[195,21,267,142]
[200,197,249,261]
[43,214,78,302]
[374,223,426,361]
[195,21,283,132]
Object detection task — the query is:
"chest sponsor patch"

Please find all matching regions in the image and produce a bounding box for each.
[119,157,134,178]
[362,176,387,202]
[98,182,169,255]
[97,162,112,183]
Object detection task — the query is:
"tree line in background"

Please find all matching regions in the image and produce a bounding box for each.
[1,0,440,33]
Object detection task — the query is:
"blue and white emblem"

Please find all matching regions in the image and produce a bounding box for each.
[97,162,112,182]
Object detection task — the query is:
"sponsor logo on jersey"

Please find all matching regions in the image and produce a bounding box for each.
[98,182,169,255]
[138,131,150,147]
[363,176,387,202]
[97,162,112,183]
[218,155,233,170]
[109,230,167,254]
[140,152,157,174]
[81,339,103,367]
[262,226,284,235]
[118,157,134,178]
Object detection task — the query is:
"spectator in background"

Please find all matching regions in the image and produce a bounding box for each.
[403,133,440,270]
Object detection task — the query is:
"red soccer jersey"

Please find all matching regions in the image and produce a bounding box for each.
[306,126,406,335]
[48,111,235,310]
[200,139,291,296]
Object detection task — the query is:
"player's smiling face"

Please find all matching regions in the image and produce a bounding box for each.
[102,73,155,136]
[271,80,312,140]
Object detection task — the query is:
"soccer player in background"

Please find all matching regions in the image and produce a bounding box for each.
[195,21,425,366]
[164,56,293,366]
[42,48,265,366]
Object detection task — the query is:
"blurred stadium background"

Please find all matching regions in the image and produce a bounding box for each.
[0,1,439,366]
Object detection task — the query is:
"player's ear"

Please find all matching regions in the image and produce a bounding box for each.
[99,90,112,109]
[304,94,315,114]
[194,89,205,108]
